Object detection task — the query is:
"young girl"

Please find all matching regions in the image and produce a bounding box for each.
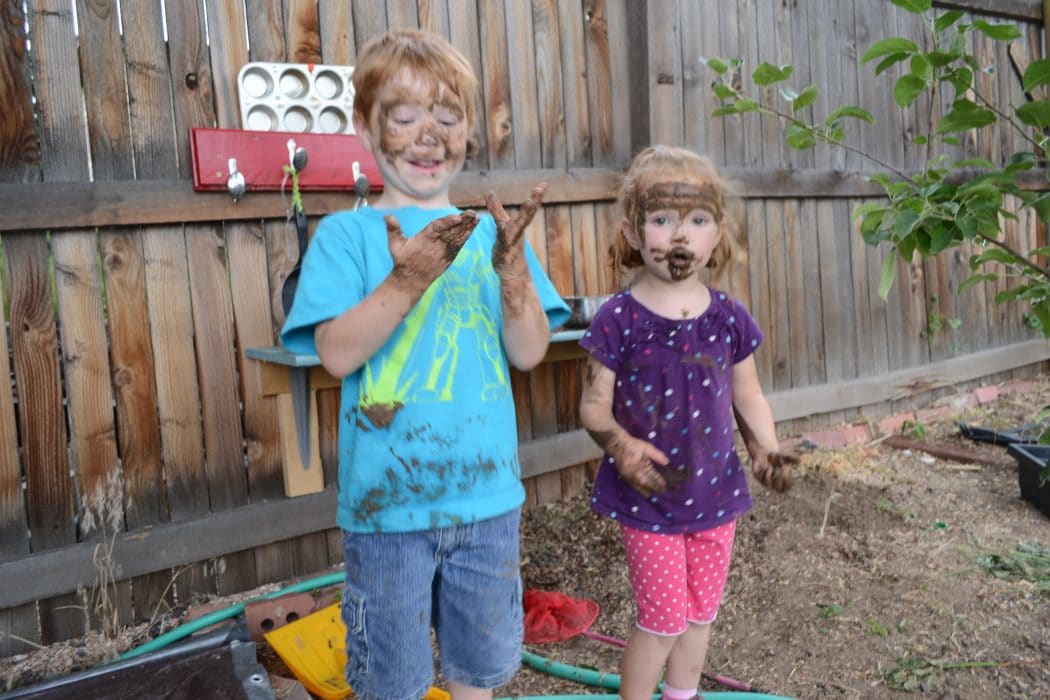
[579,145,795,700]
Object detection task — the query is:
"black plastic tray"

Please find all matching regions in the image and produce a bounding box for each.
[958,422,1038,445]
[1007,443,1050,518]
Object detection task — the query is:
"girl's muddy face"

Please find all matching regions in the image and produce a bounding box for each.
[364,70,471,206]
[633,182,723,282]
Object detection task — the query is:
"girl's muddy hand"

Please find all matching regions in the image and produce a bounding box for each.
[618,458,669,498]
[608,435,669,498]
[488,184,547,277]
[752,450,797,492]
[386,211,479,293]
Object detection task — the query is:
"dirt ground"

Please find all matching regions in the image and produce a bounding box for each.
[1,378,1048,699]
[508,379,1050,699]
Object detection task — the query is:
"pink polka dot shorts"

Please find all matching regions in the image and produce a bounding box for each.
[619,520,737,635]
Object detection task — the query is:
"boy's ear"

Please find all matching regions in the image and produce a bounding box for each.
[622,217,643,250]
[352,112,374,152]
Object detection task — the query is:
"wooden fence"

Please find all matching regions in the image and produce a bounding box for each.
[0,0,1046,654]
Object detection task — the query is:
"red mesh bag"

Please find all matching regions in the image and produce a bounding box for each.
[522,589,599,643]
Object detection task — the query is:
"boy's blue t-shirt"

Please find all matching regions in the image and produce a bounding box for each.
[281,205,570,533]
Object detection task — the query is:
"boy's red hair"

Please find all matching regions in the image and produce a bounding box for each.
[351,29,478,155]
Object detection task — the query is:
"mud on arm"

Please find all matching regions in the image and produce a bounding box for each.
[731,355,796,492]
[580,356,669,497]
[488,185,551,371]
[315,211,479,378]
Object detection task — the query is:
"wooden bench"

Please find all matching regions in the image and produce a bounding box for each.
[247,330,588,497]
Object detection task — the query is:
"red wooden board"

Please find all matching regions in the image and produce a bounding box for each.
[190,127,383,193]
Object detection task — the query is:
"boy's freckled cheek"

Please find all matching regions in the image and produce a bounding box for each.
[379,123,416,156]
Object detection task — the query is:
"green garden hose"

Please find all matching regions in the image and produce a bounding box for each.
[117,574,793,699]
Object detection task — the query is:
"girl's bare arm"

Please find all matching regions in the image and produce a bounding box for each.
[580,356,669,497]
[732,355,796,491]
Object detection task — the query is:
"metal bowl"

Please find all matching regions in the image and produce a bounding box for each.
[561,294,613,329]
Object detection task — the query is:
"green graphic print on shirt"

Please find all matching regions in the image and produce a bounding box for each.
[359,248,506,418]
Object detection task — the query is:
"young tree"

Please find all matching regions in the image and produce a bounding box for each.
[702,0,1049,338]
[702,0,1050,455]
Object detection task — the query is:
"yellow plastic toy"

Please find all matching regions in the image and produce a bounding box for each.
[264,603,450,700]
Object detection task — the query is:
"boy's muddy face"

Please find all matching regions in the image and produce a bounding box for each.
[632,182,723,282]
[364,69,471,207]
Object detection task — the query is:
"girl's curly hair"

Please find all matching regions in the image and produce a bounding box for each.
[610,145,744,287]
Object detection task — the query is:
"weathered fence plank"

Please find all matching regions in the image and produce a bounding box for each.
[0,0,1047,651]
[0,0,40,656]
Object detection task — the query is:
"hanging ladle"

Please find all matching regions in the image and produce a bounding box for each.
[281,142,310,315]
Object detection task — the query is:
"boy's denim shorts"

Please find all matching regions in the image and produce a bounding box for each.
[340,509,523,700]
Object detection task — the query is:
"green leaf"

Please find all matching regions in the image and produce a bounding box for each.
[958,273,998,292]
[793,85,818,112]
[925,50,957,68]
[878,253,897,300]
[735,99,759,113]
[953,158,991,172]
[894,75,928,107]
[1022,59,1050,92]
[862,38,918,64]
[713,84,737,100]
[711,106,739,118]
[928,223,958,254]
[860,217,886,246]
[753,62,793,85]
[890,0,932,13]
[1030,193,1050,222]
[972,20,1022,41]
[944,66,974,95]
[971,248,1018,266]
[875,53,910,76]
[827,105,873,123]
[786,122,818,149]
[1015,101,1050,129]
[933,10,964,33]
[893,209,920,238]
[994,287,1025,304]
[910,54,933,82]
[700,56,729,74]
[937,100,997,132]
[1029,246,1050,257]
[1029,300,1050,338]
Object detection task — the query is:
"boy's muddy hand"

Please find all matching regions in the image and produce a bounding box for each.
[488,183,546,277]
[386,211,479,295]
[751,449,798,493]
[608,435,669,498]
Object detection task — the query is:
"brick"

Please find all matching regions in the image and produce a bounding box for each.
[802,424,871,449]
[999,380,1035,398]
[877,412,915,436]
[244,592,317,642]
[973,385,1000,405]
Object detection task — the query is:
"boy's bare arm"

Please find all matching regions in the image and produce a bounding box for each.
[580,357,669,497]
[488,185,552,371]
[732,356,796,492]
[315,211,479,378]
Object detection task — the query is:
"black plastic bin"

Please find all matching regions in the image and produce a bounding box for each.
[1006,443,1050,519]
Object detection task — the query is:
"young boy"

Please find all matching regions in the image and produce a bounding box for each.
[280,29,570,700]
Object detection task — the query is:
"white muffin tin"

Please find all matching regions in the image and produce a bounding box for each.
[237,62,356,135]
